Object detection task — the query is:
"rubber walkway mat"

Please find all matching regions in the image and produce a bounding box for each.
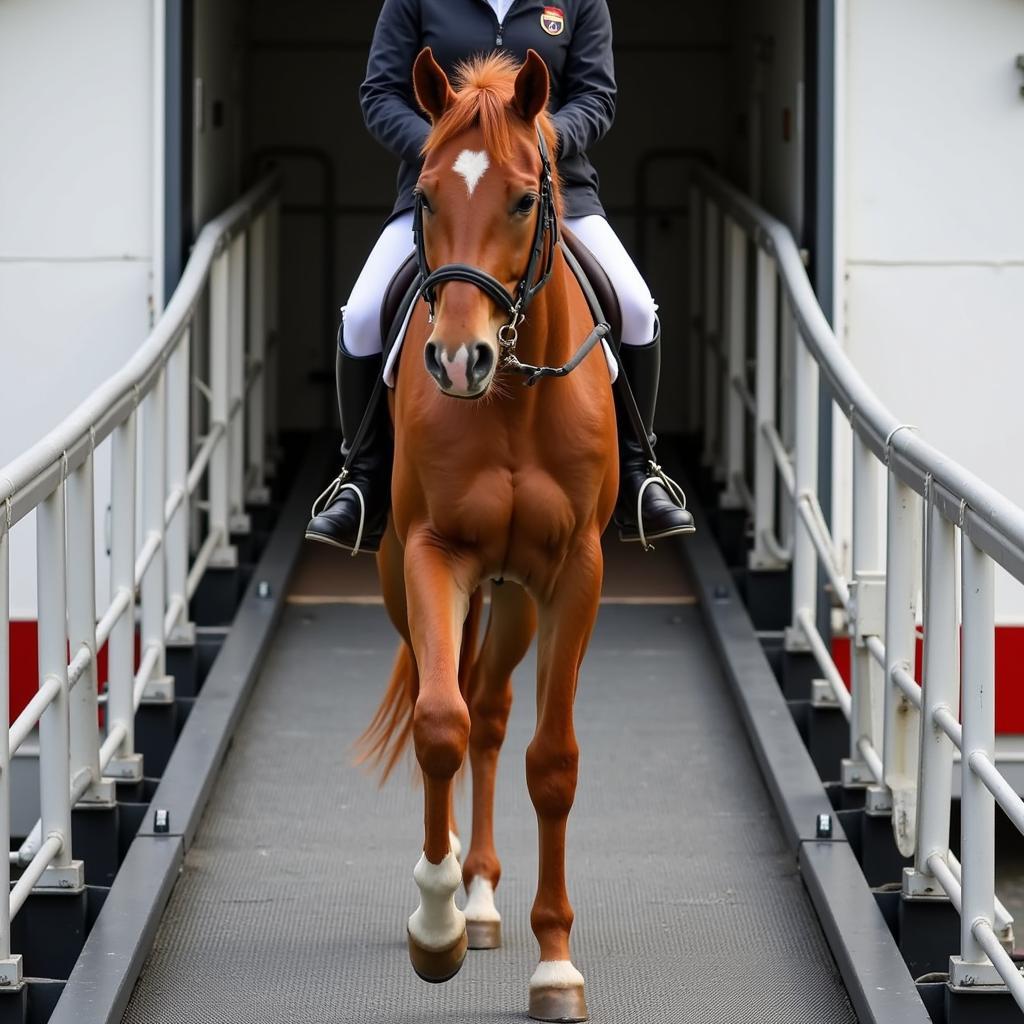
[122,603,856,1023]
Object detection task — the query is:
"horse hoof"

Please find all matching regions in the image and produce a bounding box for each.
[407,929,468,984]
[466,918,502,949]
[529,984,588,1023]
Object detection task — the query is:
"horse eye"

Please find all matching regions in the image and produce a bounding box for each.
[515,194,538,215]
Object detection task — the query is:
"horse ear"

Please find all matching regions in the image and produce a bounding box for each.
[513,49,550,124]
[413,47,455,122]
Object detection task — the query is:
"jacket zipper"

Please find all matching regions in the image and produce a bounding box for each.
[477,0,522,46]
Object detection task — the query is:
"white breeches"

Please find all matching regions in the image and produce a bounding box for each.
[342,211,658,357]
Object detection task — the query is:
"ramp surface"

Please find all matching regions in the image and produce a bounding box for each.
[122,600,856,1023]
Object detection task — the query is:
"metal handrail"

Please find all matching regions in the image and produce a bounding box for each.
[0,172,280,988]
[691,163,1024,1005]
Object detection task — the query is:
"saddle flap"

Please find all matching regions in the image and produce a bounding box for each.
[560,227,623,348]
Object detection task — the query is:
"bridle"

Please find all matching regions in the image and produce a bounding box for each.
[412,127,559,370]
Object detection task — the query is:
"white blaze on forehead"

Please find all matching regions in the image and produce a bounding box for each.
[453,149,490,197]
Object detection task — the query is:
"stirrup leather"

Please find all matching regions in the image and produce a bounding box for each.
[635,461,691,552]
[310,469,368,557]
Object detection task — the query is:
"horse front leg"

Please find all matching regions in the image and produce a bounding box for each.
[526,534,603,1023]
[464,581,536,949]
[403,532,475,983]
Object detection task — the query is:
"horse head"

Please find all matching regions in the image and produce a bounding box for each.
[412,47,559,400]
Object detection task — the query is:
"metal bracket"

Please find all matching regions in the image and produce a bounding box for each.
[902,865,949,900]
[864,783,893,816]
[75,777,117,809]
[209,543,239,570]
[104,751,144,783]
[841,757,872,788]
[811,677,839,708]
[167,621,197,647]
[949,954,1012,990]
[783,624,811,654]
[38,859,86,893]
[229,511,252,534]
[849,571,885,646]
[140,674,175,705]
[247,484,272,506]
[0,955,23,990]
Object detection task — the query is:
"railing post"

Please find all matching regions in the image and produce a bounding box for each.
[777,297,797,552]
[750,251,782,569]
[140,367,173,704]
[701,198,721,472]
[0,507,23,986]
[264,197,281,471]
[950,535,1001,987]
[686,183,704,438]
[66,452,114,808]
[227,233,250,535]
[209,248,238,568]
[165,325,194,645]
[789,318,818,651]
[246,212,270,505]
[721,217,747,508]
[904,492,958,898]
[35,483,84,891]
[883,469,921,856]
[106,412,143,782]
[844,435,885,788]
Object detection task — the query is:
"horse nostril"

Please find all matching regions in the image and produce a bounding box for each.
[424,342,448,385]
[468,343,494,387]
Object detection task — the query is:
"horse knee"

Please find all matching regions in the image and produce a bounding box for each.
[525,737,579,819]
[413,693,470,777]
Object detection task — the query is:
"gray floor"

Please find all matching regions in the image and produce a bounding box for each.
[122,603,856,1024]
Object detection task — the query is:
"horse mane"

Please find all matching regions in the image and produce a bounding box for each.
[423,53,562,206]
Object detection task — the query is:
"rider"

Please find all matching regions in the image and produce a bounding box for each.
[306,0,693,551]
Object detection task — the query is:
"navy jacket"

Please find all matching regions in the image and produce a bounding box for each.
[360,0,616,221]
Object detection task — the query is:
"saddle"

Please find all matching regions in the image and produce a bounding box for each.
[378,227,624,365]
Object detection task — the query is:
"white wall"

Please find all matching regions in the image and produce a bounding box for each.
[840,0,1024,621]
[0,0,157,617]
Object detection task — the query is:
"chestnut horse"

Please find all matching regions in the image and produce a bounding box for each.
[360,48,616,1022]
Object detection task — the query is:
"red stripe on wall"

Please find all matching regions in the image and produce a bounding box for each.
[8,620,132,722]
[831,627,1024,734]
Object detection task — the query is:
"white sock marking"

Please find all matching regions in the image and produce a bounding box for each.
[409,852,465,951]
[464,876,501,922]
[453,149,490,197]
[530,960,586,991]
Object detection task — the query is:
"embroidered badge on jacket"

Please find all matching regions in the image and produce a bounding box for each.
[540,6,565,36]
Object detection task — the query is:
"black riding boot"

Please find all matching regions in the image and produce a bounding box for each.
[305,342,392,554]
[613,321,695,545]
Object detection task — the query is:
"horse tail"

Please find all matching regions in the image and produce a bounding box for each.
[357,587,484,783]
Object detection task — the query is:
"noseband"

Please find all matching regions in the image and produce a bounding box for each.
[413,128,559,368]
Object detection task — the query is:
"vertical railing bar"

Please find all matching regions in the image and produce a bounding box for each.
[208,250,237,569]
[35,482,83,890]
[0,508,21,984]
[165,325,192,644]
[952,536,998,983]
[227,233,249,534]
[264,197,281,471]
[140,366,171,702]
[721,217,747,508]
[246,213,269,503]
[686,183,704,438]
[106,412,142,782]
[66,449,113,810]
[906,492,958,898]
[883,470,921,857]
[701,197,721,471]
[846,435,884,786]
[750,251,780,569]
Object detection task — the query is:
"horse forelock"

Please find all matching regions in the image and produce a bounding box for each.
[423,53,561,208]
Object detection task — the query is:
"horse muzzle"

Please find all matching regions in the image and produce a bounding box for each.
[424,339,496,399]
